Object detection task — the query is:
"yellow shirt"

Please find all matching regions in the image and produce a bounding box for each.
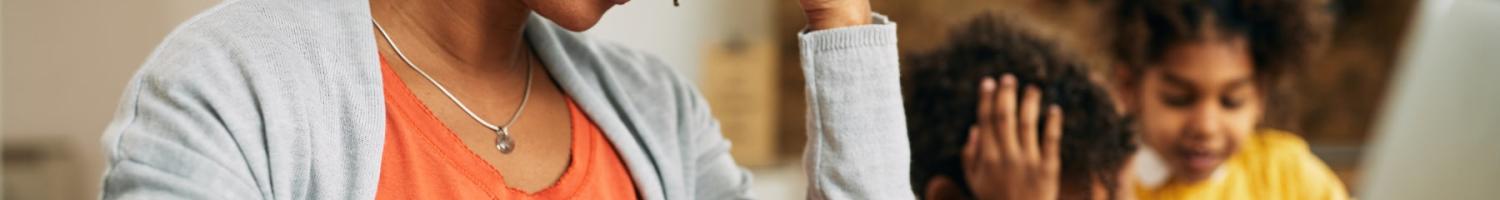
[1134,130,1349,200]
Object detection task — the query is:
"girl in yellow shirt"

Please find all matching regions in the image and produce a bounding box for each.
[1107,0,1348,199]
[952,0,1347,199]
[1131,130,1347,199]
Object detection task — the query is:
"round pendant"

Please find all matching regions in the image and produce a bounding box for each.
[494,127,515,154]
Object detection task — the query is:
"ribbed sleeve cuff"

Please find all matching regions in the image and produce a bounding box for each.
[798,14,897,52]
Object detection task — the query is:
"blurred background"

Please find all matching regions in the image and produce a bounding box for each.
[0,0,1472,199]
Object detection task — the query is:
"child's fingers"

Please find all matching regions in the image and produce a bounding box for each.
[1043,105,1064,173]
[997,74,1021,157]
[976,77,997,147]
[1019,86,1043,162]
[974,77,1002,167]
[964,126,980,175]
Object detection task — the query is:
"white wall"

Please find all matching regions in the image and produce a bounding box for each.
[2,0,214,137]
[0,0,7,196]
[587,0,774,80]
[1,0,217,198]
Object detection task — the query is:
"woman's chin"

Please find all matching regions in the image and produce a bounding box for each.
[553,18,603,32]
[528,1,614,32]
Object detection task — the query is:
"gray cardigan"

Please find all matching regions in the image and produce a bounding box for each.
[100,0,910,199]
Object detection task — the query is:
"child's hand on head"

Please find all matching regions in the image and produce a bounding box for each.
[962,74,1065,200]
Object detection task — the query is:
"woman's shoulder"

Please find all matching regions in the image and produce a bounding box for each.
[141,0,376,73]
[132,0,379,98]
[124,0,383,133]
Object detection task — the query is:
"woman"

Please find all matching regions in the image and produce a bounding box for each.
[99,0,910,198]
[960,0,1345,199]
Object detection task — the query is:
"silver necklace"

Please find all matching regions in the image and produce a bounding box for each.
[373,20,532,154]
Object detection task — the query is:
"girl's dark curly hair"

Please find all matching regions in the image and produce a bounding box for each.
[1111,0,1331,87]
[904,14,1137,200]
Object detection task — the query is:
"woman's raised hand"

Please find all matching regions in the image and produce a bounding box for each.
[794,0,872,30]
[963,74,1065,200]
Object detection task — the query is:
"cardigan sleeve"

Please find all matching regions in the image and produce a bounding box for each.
[797,14,914,200]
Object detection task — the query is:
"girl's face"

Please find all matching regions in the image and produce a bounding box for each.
[522,0,627,31]
[1129,38,1263,182]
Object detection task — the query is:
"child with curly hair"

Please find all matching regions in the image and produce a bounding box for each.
[904,15,1137,200]
[1110,0,1347,199]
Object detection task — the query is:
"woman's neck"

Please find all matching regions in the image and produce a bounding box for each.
[369,0,532,69]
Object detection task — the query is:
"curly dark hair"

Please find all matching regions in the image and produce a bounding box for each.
[904,14,1137,199]
[1111,0,1331,87]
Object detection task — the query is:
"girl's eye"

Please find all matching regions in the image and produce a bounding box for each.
[1161,93,1193,107]
[1220,96,1244,109]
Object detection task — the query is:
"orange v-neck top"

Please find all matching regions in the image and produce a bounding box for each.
[375,56,638,199]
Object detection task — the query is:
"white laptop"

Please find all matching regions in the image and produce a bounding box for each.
[1360,0,1500,199]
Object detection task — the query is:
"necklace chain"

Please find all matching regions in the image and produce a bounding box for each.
[372,20,532,154]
